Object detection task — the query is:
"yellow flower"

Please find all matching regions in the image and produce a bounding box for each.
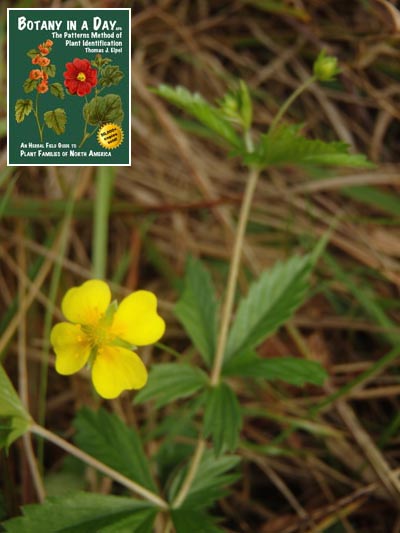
[50,280,165,399]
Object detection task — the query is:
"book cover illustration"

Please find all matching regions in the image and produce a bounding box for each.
[7,8,131,166]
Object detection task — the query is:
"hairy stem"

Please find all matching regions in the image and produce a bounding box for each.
[29,423,168,510]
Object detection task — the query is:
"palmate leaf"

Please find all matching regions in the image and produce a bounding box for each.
[174,256,219,367]
[243,124,374,168]
[168,450,240,510]
[2,492,155,533]
[154,84,243,149]
[83,94,124,126]
[0,365,31,451]
[44,108,67,135]
[203,382,242,455]
[15,99,33,123]
[134,363,208,408]
[224,254,312,365]
[73,407,157,492]
[223,351,327,386]
[49,82,65,99]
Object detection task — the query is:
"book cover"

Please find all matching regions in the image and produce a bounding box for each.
[7,8,131,166]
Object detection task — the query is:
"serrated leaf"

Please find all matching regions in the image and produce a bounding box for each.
[169,450,240,509]
[2,492,154,533]
[73,407,157,491]
[15,99,33,123]
[43,64,56,78]
[0,365,30,450]
[83,94,123,126]
[171,509,223,533]
[49,82,65,99]
[223,351,327,386]
[44,108,67,135]
[26,49,39,58]
[23,78,38,93]
[99,65,124,87]
[224,255,312,364]
[203,382,242,455]
[134,363,208,408]
[98,508,157,533]
[154,84,243,149]
[244,124,373,168]
[174,256,219,367]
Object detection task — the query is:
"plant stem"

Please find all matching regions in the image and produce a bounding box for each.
[173,159,260,509]
[171,439,206,508]
[29,423,169,510]
[33,91,43,142]
[92,168,115,279]
[210,166,260,385]
[269,75,316,133]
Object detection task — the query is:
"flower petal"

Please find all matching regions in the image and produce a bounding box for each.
[62,279,111,325]
[91,346,147,399]
[51,322,91,375]
[111,290,165,346]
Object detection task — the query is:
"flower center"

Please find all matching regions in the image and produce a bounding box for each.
[81,321,114,349]
[77,72,86,82]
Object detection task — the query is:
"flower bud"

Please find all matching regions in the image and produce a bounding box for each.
[313,50,340,82]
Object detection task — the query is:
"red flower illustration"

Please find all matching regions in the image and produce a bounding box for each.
[63,58,97,97]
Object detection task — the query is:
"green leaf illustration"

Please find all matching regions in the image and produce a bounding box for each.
[49,82,65,99]
[26,49,39,59]
[2,492,155,533]
[134,363,208,408]
[15,99,33,123]
[99,65,124,87]
[91,54,112,69]
[74,407,157,491]
[224,255,312,364]
[203,382,242,455]
[44,108,67,135]
[83,94,124,126]
[43,63,56,78]
[174,256,219,367]
[23,78,38,93]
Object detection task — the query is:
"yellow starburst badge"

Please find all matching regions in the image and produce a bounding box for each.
[97,123,124,149]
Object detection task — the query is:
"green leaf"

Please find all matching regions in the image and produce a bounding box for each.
[83,94,124,126]
[91,54,112,69]
[134,363,208,408]
[224,255,312,364]
[99,65,124,87]
[23,78,38,93]
[73,407,157,492]
[169,450,240,509]
[2,492,154,533]
[44,108,67,135]
[42,63,56,78]
[15,99,33,123]
[26,49,39,59]
[0,365,30,451]
[154,84,243,149]
[203,383,242,455]
[223,352,327,386]
[171,509,223,533]
[49,82,65,99]
[244,124,374,168]
[98,508,157,533]
[174,256,219,367]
